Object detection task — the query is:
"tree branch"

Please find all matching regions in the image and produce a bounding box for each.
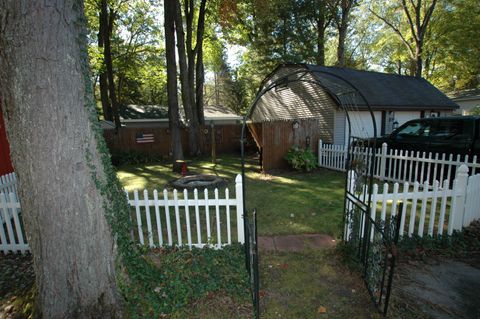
[420,0,437,37]
[369,8,416,59]
[401,0,419,41]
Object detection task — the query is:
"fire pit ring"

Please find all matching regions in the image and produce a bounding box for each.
[171,174,228,190]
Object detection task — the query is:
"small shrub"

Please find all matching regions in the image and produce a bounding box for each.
[111,151,166,166]
[284,146,318,171]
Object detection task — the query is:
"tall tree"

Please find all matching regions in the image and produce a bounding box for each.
[165,0,185,166]
[370,0,438,78]
[424,0,480,90]
[328,0,357,67]
[312,0,332,66]
[98,0,112,121]
[0,0,125,317]
[101,0,122,128]
[174,0,207,156]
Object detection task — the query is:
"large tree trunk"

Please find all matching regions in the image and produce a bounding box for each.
[174,0,207,156]
[174,0,199,156]
[0,1,122,317]
[415,45,423,78]
[316,12,326,66]
[101,0,121,130]
[195,0,207,125]
[335,0,354,67]
[337,23,347,66]
[165,0,185,168]
[98,1,112,121]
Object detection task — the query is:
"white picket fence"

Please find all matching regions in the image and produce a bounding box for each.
[0,192,27,253]
[349,165,480,239]
[0,172,17,195]
[125,175,245,249]
[0,173,245,254]
[318,139,480,185]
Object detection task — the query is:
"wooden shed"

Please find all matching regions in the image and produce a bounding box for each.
[250,64,459,172]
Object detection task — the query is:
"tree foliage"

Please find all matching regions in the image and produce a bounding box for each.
[82,0,479,125]
[85,0,166,109]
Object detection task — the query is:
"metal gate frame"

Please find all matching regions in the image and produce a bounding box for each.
[344,193,402,315]
[244,208,260,318]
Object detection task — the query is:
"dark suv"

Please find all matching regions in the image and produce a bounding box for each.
[373,116,480,157]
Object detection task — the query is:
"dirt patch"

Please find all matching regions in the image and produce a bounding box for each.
[0,253,35,318]
[259,234,337,252]
[395,256,480,319]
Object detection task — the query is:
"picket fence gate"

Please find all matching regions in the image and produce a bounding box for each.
[318,140,480,185]
[347,165,480,240]
[0,173,245,254]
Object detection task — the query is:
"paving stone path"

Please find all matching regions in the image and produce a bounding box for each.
[258,234,337,252]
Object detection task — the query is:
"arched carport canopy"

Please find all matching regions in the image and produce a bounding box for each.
[247,64,364,123]
[239,64,379,215]
[248,63,457,123]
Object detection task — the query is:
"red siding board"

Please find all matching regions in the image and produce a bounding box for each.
[0,102,14,175]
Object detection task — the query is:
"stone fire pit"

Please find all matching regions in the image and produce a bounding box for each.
[171,174,228,190]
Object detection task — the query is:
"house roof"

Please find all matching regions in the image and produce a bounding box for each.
[304,64,458,110]
[202,105,243,121]
[119,104,168,120]
[119,104,241,122]
[447,88,480,102]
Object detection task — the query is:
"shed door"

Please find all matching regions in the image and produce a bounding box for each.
[344,111,382,144]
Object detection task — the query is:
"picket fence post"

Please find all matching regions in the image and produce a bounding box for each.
[318,139,323,167]
[235,174,245,244]
[344,170,356,241]
[378,143,388,180]
[450,165,469,234]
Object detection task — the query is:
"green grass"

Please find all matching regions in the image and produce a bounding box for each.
[260,249,381,319]
[260,247,428,319]
[117,155,346,237]
[125,244,251,318]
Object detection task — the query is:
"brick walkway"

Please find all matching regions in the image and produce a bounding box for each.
[258,234,336,252]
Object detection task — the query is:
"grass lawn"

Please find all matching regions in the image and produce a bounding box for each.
[127,244,252,318]
[260,249,380,319]
[117,154,346,238]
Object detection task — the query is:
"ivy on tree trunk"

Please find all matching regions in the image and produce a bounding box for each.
[0,1,129,317]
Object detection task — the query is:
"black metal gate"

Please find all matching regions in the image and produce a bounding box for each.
[244,208,260,318]
[344,139,401,315]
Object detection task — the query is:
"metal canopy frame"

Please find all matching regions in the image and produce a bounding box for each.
[239,67,378,212]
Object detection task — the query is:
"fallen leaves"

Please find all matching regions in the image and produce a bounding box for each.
[317,306,327,314]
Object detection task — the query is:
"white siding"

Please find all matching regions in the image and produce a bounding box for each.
[453,99,480,115]
[394,111,421,127]
[333,108,346,145]
[344,111,382,145]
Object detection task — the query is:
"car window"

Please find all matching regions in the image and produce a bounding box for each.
[430,120,465,139]
[395,121,430,138]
